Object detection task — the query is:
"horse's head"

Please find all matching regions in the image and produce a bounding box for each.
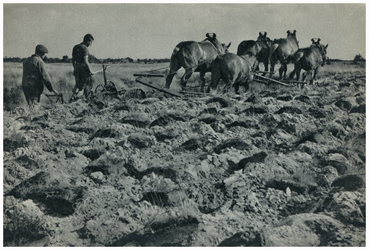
[286,30,298,46]
[287,30,297,38]
[257,31,272,46]
[320,43,329,66]
[257,31,267,41]
[311,38,321,46]
[312,38,329,65]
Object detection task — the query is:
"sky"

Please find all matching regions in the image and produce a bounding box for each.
[2,2,367,60]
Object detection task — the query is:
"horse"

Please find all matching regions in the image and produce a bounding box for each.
[207,52,258,95]
[269,30,299,79]
[165,33,231,92]
[289,38,329,85]
[237,31,273,76]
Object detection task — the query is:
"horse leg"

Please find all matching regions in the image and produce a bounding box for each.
[294,68,302,88]
[240,80,250,94]
[288,67,296,80]
[181,68,194,90]
[283,63,288,79]
[255,64,260,73]
[302,70,314,87]
[208,63,223,93]
[234,81,240,95]
[278,64,285,79]
[165,72,175,89]
[199,71,206,92]
[312,67,319,85]
[224,78,233,94]
[165,57,181,89]
[295,66,301,81]
[269,60,276,78]
[69,86,79,103]
[24,92,31,107]
[207,75,220,93]
[302,71,307,82]
[262,60,269,76]
[29,96,38,108]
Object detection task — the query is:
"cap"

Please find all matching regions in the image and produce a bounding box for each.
[35,44,49,54]
[83,33,94,42]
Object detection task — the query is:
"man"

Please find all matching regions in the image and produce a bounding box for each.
[69,33,95,102]
[22,44,59,107]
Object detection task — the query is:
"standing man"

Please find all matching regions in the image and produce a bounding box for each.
[22,44,59,107]
[69,33,95,102]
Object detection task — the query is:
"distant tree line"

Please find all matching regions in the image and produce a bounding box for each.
[353,54,365,64]
[3,54,171,64]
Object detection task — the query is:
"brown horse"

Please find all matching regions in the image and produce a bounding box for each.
[207,52,258,95]
[237,32,273,76]
[289,38,329,85]
[165,33,231,91]
[269,30,299,79]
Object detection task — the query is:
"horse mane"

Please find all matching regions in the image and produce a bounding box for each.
[243,40,257,48]
[310,38,326,53]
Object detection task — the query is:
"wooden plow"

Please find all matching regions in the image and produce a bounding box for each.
[134,75,183,98]
[253,71,306,87]
[95,65,306,101]
[93,65,195,100]
[133,71,208,99]
[94,65,146,100]
[94,65,120,96]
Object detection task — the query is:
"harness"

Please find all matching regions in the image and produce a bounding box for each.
[312,43,327,66]
[312,43,325,55]
[204,39,225,55]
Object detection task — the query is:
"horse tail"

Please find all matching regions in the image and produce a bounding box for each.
[293,50,304,63]
[172,42,185,55]
[166,42,186,88]
[288,50,304,80]
[209,56,223,91]
[269,43,279,62]
[170,41,196,70]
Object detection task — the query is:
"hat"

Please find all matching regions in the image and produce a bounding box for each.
[83,33,94,42]
[35,44,49,54]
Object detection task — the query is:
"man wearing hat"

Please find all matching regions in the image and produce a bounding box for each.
[22,44,59,107]
[69,33,95,102]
